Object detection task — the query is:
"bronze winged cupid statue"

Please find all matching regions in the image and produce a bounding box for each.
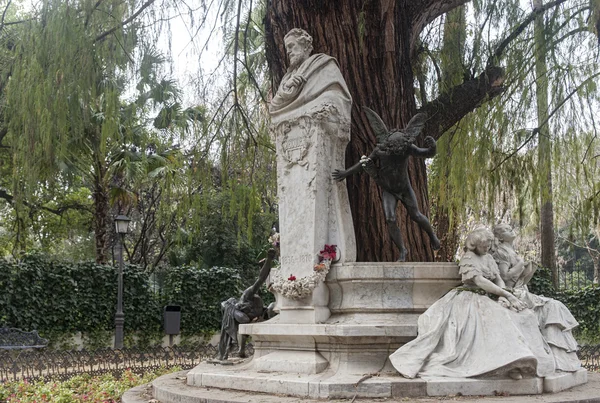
[332,108,440,261]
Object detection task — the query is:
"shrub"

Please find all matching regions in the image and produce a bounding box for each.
[0,253,246,345]
[0,368,177,402]
[529,267,600,343]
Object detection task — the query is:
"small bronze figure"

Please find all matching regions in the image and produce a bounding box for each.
[332,108,440,261]
[216,249,277,361]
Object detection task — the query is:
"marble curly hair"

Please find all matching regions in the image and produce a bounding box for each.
[284,28,314,54]
[464,228,494,253]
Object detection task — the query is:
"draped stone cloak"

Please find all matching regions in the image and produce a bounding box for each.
[268,53,356,323]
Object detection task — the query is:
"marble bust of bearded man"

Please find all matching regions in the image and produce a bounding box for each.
[269,28,351,126]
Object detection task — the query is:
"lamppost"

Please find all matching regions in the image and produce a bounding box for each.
[114,214,130,349]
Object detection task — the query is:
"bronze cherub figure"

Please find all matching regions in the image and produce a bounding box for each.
[332,108,440,261]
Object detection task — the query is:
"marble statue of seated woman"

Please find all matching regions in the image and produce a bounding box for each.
[492,223,581,372]
[389,228,556,380]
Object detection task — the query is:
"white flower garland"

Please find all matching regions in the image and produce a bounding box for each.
[271,259,331,300]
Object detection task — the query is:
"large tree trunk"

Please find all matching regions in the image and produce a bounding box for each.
[93,165,110,264]
[534,0,557,287]
[265,0,496,262]
[432,6,466,262]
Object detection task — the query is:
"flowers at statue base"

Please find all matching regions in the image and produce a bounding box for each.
[269,230,280,250]
[313,262,327,272]
[271,244,338,300]
[319,244,337,262]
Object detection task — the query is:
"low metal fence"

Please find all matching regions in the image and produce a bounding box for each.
[579,344,600,372]
[1,343,597,382]
[0,344,253,382]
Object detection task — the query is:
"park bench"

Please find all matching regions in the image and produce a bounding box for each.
[0,327,48,350]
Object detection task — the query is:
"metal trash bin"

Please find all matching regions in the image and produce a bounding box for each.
[163,305,181,335]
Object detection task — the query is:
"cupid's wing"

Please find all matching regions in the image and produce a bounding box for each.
[363,106,389,143]
[402,112,428,144]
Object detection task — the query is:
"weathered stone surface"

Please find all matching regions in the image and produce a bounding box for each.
[423,376,544,396]
[543,369,588,393]
[269,28,355,324]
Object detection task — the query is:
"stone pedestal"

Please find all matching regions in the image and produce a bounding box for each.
[186,262,463,397]
[273,106,356,325]
[244,263,460,376]
[181,262,588,399]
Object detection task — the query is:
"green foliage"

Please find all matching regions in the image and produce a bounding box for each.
[529,267,600,343]
[559,285,600,343]
[426,0,600,248]
[0,253,258,345]
[169,187,275,285]
[0,368,178,402]
[0,254,160,345]
[159,265,243,335]
[528,266,557,297]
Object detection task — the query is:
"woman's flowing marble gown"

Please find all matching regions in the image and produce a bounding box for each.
[494,243,581,372]
[389,252,556,379]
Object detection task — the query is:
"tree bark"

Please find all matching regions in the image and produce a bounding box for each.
[265,0,500,261]
[534,0,557,287]
[93,164,110,264]
[432,6,466,262]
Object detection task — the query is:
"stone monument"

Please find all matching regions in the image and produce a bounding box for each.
[184,29,461,398]
[268,27,356,325]
[173,30,585,400]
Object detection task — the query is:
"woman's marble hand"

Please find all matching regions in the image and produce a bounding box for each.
[508,295,527,311]
[498,296,511,309]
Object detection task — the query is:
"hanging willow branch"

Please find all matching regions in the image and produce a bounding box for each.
[491,70,600,172]
[242,0,266,103]
[95,0,156,42]
[0,0,12,32]
[0,188,92,215]
[489,0,570,66]
[84,0,105,27]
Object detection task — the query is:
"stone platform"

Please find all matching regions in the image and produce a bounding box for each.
[143,262,589,400]
[238,262,460,378]
[186,362,588,399]
[121,369,597,403]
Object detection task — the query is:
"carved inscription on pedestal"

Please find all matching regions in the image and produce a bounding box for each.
[280,254,314,265]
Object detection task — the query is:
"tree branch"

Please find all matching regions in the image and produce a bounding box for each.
[0,0,12,32]
[489,0,570,66]
[95,0,155,42]
[419,66,506,139]
[490,70,600,171]
[418,0,582,141]
[3,17,35,26]
[0,127,8,148]
[232,0,242,109]
[241,0,266,103]
[85,0,104,27]
[0,188,92,215]
[410,0,471,53]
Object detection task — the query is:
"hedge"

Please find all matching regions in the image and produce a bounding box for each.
[529,266,600,343]
[0,254,243,346]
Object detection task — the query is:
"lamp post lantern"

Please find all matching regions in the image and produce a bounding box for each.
[114,214,130,349]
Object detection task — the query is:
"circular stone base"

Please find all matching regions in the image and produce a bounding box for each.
[122,370,600,403]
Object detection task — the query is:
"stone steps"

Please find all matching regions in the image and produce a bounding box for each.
[122,370,600,403]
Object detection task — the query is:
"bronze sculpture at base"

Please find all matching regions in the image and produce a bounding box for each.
[215,249,277,362]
